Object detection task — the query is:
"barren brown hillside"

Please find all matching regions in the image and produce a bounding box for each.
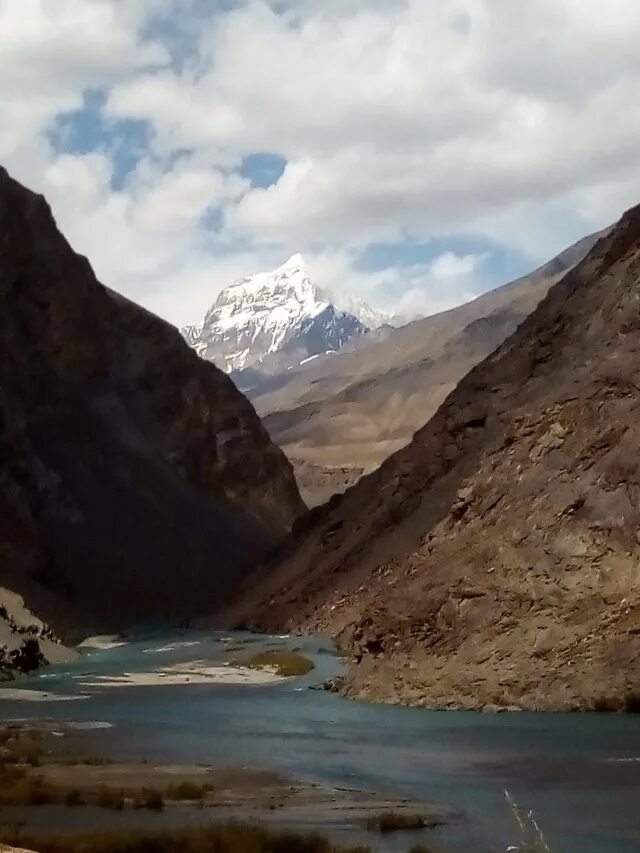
[226,207,640,711]
[252,232,604,505]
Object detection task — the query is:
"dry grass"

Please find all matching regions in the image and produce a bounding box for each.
[0,727,220,811]
[9,825,371,853]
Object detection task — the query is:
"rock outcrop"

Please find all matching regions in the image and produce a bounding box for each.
[227,205,640,710]
[0,167,303,636]
[0,587,74,679]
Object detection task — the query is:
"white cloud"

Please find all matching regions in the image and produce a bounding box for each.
[2,0,640,327]
[0,0,168,163]
[392,254,485,320]
[304,248,486,322]
[105,0,640,250]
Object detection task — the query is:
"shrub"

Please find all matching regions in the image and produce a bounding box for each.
[23,776,57,805]
[366,812,436,833]
[97,786,124,810]
[25,748,42,767]
[133,787,164,811]
[64,788,86,807]
[167,780,212,801]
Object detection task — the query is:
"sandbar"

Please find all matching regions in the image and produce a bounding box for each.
[80,660,284,688]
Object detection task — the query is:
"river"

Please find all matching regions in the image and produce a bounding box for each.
[1,631,639,852]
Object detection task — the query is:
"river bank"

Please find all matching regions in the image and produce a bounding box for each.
[1,631,639,852]
[0,722,449,852]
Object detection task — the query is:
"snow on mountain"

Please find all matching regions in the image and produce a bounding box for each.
[181,323,202,346]
[182,254,384,375]
[332,293,390,330]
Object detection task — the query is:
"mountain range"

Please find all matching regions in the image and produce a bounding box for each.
[3,164,639,714]
[181,254,390,379]
[223,208,640,711]
[249,230,606,505]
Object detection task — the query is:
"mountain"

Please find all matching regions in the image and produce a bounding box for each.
[250,230,606,506]
[223,209,640,711]
[331,292,392,331]
[0,166,303,650]
[182,254,387,377]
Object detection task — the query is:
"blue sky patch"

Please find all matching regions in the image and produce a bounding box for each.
[241,152,287,188]
[358,236,532,295]
[51,92,149,191]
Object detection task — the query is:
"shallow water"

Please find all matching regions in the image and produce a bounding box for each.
[2,631,640,852]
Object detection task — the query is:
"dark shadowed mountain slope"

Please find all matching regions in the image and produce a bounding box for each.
[0,167,303,635]
[252,230,605,505]
[225,207,640,710]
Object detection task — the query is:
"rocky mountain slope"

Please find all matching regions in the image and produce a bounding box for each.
[182,254,387,377]
[0,166,303,644]
[251,232,605,506]
[224,207,640,711]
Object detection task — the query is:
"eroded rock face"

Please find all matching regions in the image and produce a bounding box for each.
[0,167,303,633]
[228,203,640,710]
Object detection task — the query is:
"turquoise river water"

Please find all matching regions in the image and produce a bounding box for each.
[0,631,639,852]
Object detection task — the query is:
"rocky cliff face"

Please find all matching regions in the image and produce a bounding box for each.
[226,206,640,711]
[0,167,303,636]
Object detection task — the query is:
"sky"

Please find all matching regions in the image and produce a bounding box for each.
[2,0,640,328]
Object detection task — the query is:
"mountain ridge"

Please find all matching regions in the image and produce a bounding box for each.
[222,206,640,711]
[0,166,303,642]
[251,229,606,505]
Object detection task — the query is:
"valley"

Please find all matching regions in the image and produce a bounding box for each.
[223,206,640,714]
[4,2,640,851]
[248,231,605,505]
[2,169,640,852]
[2,632,640,853]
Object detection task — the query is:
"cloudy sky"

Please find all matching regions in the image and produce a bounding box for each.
[3,0,640,327]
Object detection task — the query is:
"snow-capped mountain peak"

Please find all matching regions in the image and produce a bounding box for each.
[182,255,386,375]
[332,293,391,330]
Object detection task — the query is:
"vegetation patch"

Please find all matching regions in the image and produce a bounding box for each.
[63,788,87,807]
[10,825,370,853]
[239,650,315,677]
[132,787,164,811]
[97,786,125,810]
[366,811,440,833]
[166,780,213,800]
